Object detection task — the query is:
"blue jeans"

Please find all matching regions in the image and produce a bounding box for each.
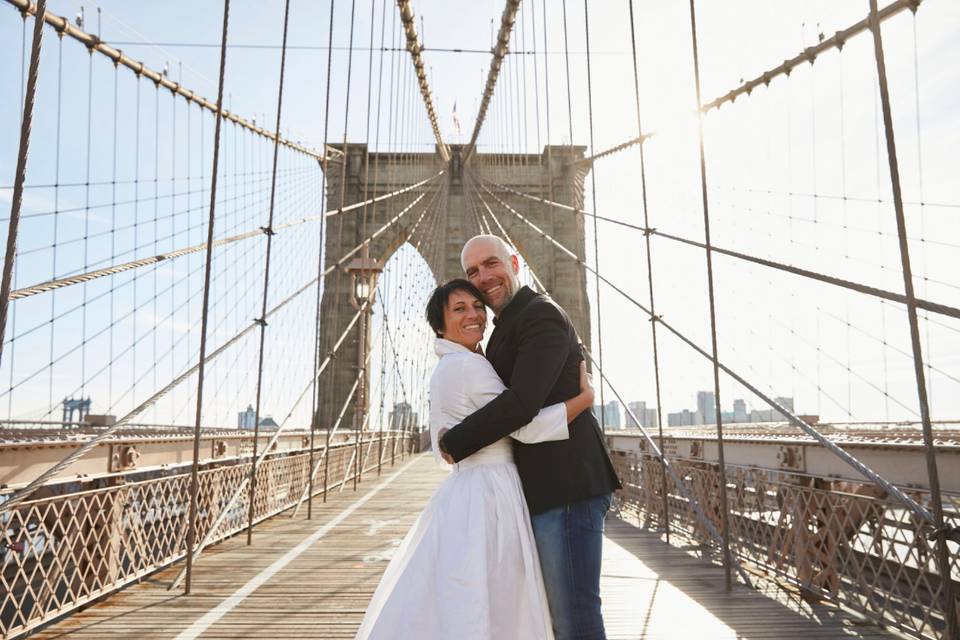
[531,493,612,640]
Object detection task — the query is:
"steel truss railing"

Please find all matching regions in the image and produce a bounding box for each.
[610,450,959,640]
[0,433,414,639]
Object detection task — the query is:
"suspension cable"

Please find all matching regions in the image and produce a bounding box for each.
[0,0,47,372]
[182,0,230,594]
[3,0,323,160]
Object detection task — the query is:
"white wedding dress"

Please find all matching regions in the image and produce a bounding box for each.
[355,338,567,640]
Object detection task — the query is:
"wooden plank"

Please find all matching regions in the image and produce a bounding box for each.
[29,453,897,639]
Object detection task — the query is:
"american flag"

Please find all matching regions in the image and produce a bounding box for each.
[452,100,462,137]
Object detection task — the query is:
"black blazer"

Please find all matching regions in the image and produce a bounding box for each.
[440,286,621,515]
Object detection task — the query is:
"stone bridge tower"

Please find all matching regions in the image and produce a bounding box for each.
[316,144,593,431]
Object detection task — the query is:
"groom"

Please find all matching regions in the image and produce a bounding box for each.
[439,234,621,639]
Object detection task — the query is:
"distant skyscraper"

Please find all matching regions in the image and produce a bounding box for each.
[733,399,747,423]
[626,401,646,428]
[668,409,695,427]
[238,404,256,429]
[644,408,659,430]
[775,396,795,414]
[595,401,621,429]
[696,391,716,426]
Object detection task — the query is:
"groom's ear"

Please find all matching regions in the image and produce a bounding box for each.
[510,254,520,274]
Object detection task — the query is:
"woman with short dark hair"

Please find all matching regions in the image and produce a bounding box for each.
[356,279,595,639]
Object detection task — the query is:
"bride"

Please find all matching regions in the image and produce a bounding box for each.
[356,279,595,640]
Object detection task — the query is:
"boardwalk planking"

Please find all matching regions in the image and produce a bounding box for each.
[30,453,896,639]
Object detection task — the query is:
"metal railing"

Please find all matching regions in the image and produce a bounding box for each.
[0,431,416,639]
[609,446,960,640]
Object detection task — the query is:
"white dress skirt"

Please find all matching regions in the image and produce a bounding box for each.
[355,338,569,640]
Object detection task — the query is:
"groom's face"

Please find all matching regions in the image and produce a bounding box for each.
[462,239,520,315]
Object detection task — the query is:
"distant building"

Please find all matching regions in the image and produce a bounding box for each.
[749,397,794,423]
[594,401,621,429]
[258,416,279,430]
[696,391,716,426]
[667,409,695,427]
[238,404,257,429]
[644,408,659,429]
[626,401,646,428]
[733,399,747,423]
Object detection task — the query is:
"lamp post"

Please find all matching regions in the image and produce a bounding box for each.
[346,257,381,489]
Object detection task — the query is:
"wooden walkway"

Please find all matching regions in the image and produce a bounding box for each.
[31,453,896,639]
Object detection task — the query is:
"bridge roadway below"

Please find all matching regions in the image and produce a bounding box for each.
[29,454,896,639]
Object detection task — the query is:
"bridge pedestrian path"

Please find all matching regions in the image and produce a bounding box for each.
[30,453,895,639]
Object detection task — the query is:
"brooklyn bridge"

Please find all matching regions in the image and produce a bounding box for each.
[1,0,958,638]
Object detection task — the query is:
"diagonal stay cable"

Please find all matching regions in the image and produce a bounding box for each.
[169,183,443,584]
[473,176,936,527]
[168,301,383,590]
[7,172,442,301]
[469,179,751,587]
[478,178,960,322]
[0,0,47,373]
[0,185,438,514]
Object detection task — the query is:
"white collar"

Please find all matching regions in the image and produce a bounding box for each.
[434,337,480,357]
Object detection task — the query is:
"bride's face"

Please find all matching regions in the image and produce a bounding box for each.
[441,290,487,350]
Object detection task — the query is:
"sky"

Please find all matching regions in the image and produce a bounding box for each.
[1,0,958,429]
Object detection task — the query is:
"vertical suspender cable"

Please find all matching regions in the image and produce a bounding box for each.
[326,0,359,500]
[0,0,48,373]
[50,35,64,413]
[308,0,338,522]
[687,0,734,591]
[246,0,293,545]
[372,0,388,476]
[184,0,231,595]
[356,0,378,490]
[627,0,670,544]
[867,1,957,636]
[582,1,606,433]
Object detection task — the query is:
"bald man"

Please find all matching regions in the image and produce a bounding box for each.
[439,234,621,640]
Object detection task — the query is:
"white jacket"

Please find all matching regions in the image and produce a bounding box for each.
[429,338,568,468]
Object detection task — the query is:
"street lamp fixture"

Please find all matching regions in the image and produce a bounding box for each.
[345,257,383,309]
